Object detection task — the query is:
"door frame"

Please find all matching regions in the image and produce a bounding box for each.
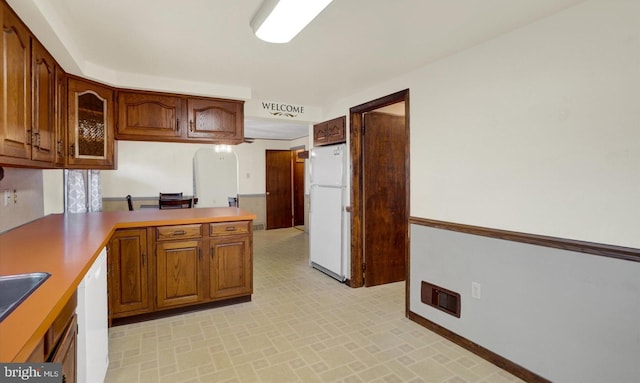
[349,89,410,293]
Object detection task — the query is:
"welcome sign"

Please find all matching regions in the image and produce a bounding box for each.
[244,99,321,122]
[261,102,305,118]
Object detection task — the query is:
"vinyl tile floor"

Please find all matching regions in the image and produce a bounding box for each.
[104,228,524,383]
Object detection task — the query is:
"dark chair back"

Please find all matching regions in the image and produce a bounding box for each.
[159,197,193,209]
[126,195,134,211]
[159,192,183,199]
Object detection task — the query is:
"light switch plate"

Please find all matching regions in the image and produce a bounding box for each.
[471,282,481,299]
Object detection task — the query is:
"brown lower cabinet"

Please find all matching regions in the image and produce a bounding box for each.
[108,228,152,320]
[107,220,253,324]
[26,293,77,383]
[156,239,205,309]
[51,315,77,383]
[210,234,252,299]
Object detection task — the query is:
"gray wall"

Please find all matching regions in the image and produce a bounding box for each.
[410,224,640,382]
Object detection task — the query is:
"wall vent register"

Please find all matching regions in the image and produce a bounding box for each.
[421,281,461,318]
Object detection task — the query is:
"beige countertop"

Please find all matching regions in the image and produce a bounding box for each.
[0,207,256,362]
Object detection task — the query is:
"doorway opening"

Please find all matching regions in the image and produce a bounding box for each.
[265,147,306,230]
[350,89,410,288]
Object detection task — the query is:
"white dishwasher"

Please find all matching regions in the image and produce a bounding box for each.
[76,248,109,383]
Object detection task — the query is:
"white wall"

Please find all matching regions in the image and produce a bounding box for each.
[42,169,64,214]
[324,0,640,381]
[102,137,310,198]
[326,0,640,249]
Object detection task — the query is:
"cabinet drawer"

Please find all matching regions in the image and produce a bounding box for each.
[210,221,249,236]
[157,224,202,241]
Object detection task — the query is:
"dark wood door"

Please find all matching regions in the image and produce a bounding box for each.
[1,6,31,160]
[31,40,55,163]
[293,152,305,226]
[108,229,150,317]
[363,112,407,286]
[266,150,293,229]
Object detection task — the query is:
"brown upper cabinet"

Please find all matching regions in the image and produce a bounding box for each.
[1,1,245,169]
[313,116,346,146]
[0,1,64,168]
[116,90,244,144]
[116,91,184,141]
[31,39,56,164]
[54,66,67,168]
[67,77,116,169]
[0,4,32,165]
[186,98,244,143]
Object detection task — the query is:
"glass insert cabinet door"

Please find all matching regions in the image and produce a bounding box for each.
[67,77,115,169]
[75,91,106,159]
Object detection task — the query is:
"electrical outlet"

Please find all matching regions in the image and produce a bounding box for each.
[471,282,481,299]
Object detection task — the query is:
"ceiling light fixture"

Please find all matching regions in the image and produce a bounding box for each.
[251,0,334,44]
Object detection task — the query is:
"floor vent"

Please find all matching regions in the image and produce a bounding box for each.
[421,281,461,318]
[253,224,265,230]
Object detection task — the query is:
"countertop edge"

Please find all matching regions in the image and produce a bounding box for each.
[1,208,256,361]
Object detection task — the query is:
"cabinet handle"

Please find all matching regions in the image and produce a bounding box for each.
[173,230,186,236]
[189,120,193,132]
[57,140,63,155]
[225,227,237,231]
[176,118,180,131]
[69,144,75,158]
[211,248,214,258]
[34,132,41,148]
[27,129,33,145]
[142,253,146,266]
[198,248,202,260]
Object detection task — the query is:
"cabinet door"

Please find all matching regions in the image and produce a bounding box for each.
[209,235,252,299]
[51,315,77,383]
[156,240,205,308]
[67,77,116,169]
[31,40,55,163]
[313,121,328,146]
[54,66,67,167]
[314,116,346,146]
[326,116,346,144]
[186,98,243,143]
[108,229,150,317]
[0,5,31,161]
[116,91,184,140]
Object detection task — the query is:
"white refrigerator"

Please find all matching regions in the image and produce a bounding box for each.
[309,143,347,282]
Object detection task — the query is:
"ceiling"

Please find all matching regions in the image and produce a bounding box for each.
[9,0,585,139]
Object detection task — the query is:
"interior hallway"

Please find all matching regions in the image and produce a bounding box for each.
[104,228,523,382]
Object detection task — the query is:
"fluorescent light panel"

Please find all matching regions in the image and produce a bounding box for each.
[251,0,333,43]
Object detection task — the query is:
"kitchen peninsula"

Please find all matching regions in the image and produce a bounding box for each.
[0,207,256,363]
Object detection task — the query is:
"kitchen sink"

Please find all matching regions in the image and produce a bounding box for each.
[0,272,51,323]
